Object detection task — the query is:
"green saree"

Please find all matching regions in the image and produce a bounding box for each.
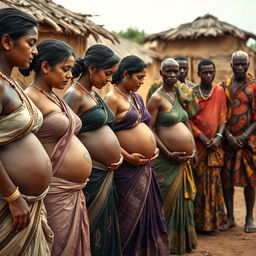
[154,89,197,255]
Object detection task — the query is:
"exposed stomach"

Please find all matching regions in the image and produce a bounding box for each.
[157,122,195,156]
[44,136,92,183]
[116,122,156,159]
[78,125,121,165]
[0,133,52,196]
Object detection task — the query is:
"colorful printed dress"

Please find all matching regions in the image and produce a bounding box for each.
[221,73,256,188]
[189,84,227,231]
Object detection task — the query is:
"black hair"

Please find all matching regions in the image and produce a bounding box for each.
[174,55,188,62]
[72,44,120,78]
[0,8,37,42]
[112,55,147,84]
[19,39,74,77]
[198,59,216,72]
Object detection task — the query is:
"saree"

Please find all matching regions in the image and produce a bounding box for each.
[79,92,122,256]
[221,73,256,188]
[154,89,197,255]
[189,85,227,231]
[0,81,53,255]
[0,190,53,256]
[36,97,91,256]
[114,92,169,256]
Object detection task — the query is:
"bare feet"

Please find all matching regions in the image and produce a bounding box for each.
[245,219,256,233]
[220,218,236,231]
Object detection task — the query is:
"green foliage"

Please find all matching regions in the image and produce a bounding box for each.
[116,27,147,44]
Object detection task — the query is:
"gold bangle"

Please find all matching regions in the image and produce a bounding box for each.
[3,187,21,203]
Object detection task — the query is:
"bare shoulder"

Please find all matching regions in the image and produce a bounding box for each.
[104,89,118,104]
[147,90,162,107]
[64,85,83,102]
[25,86,41,104]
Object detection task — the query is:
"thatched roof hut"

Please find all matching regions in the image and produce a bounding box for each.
[88,34,162,100]
[144,14,256,83]
[0,0,118,91]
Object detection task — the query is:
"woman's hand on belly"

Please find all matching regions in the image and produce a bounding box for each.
[126,152,150,166]
[107,154,123,171]
[168,151,193,163]
[148,148,160,163]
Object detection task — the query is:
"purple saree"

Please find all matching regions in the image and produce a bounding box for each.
[113,92,169,256]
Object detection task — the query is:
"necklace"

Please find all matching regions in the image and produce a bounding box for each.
[0,71,16,88]
[76,81,99,104]
[114,86,141,119]
[161,87,176,102]
[198,86,213,100]
[32,84,62,108]
[114,86,133,103]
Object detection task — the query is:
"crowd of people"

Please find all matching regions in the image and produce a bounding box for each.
[0,7,256,256]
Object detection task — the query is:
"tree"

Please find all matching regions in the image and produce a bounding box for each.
[116,27,147,44]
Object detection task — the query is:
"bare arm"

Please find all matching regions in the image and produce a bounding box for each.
[0,86,30,232]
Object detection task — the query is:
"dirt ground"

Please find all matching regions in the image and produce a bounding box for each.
[187,187,256,256]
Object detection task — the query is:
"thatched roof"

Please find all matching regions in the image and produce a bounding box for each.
[0,0,118,43]
[144,14,256,42]
[88,34,161,64]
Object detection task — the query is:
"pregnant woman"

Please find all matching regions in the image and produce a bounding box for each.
[64,44,123,256]
[105,55,169,256]
[23,39,92,256]
[147,58,197,255]
[0,8,53,255]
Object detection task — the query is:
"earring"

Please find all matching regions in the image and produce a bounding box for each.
[122,78,128,83]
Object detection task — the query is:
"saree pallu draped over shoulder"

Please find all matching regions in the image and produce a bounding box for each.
[0,189,54,256]
[38,98,91,256]
[113,92,169,256]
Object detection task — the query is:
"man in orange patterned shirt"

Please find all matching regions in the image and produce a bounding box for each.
[221,50,256,233]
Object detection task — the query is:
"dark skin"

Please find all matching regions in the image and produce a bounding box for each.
[196,64,226,150]
[222,54,256,233]
[176,60,189,83]
[0,27,46,232]
[105,69,159,166]
[64,64,123,170]
[147,59,195,163]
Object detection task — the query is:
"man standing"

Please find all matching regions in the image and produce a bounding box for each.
[190,59,227,234]
[221,50,256,233]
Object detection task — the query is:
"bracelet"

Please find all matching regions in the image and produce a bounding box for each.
[3,187,21,203]
[216,133,223,138]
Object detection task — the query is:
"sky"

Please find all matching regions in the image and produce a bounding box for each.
[54,0,256,39]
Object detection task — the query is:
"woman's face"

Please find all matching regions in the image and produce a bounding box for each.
[125,68,147,92]
[46,55,75,90]
[91,63,118,89]
[10,26,38,68]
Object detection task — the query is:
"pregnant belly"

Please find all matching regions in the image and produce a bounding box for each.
[0,133,52,196]
[78,125,121,165]
[157,122,195,155]
[116,122,157,159]
[53,136,92,183]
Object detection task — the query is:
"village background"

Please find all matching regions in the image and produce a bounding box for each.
[1,0,256,255]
